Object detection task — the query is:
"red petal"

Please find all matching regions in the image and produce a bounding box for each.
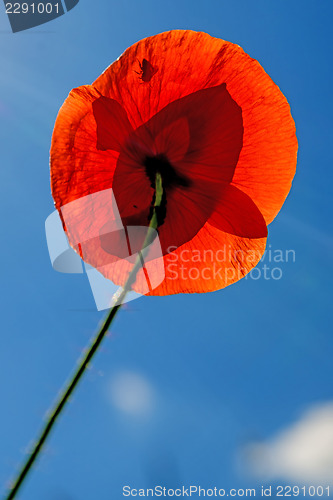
[95,225,267,295]
[51,30,297,295]
[51,86,120,211]
[154,117,190,163]
[93,30,297,224]
[209,184,268,239]
[112,83,243,254]
[92,96,133,152]
[147,228,267,295]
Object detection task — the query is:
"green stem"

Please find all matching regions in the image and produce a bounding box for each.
[4,172,164,500]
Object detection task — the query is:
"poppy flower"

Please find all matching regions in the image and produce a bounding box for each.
[50,30,297,296]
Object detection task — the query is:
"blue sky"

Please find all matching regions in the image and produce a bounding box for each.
[0,0,332,498]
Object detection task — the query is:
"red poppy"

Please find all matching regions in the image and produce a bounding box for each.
[50,30,297,295]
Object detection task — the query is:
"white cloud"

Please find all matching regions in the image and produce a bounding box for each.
[107,371,155,416]
[245,402,333,484]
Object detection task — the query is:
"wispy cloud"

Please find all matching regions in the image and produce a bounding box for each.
[244,402,333,484]
[107,370,155,417]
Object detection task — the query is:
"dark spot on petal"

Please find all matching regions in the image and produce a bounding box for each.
[136,59,158,82]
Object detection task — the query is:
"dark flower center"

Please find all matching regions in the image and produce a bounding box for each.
[143,154,191,227]
[144,154,191,189]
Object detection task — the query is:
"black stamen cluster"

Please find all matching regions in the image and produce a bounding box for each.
[144,154,191,226]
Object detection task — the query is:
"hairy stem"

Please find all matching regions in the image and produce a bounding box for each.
[5,172,163,500]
